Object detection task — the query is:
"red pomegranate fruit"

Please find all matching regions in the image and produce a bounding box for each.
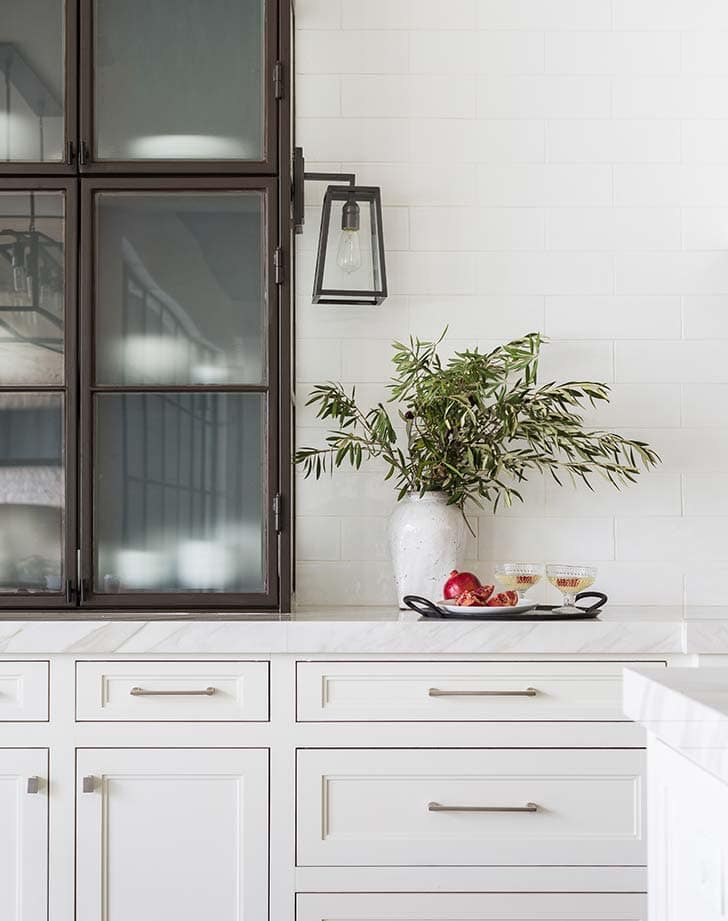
[443,570,481,600]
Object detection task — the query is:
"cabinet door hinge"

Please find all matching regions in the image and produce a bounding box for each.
[273,246,284,285]
[273,493,284,533]
[273,61,284,100]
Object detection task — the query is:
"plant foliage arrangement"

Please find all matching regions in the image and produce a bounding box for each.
[294,332,660,514]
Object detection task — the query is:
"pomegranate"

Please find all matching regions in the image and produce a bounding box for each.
[443,570,481,600]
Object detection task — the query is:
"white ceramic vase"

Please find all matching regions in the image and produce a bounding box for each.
[388,491,466,609]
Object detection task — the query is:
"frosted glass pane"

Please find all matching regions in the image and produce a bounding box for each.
[0,392,64,593]
[0,0,65,162]
[95,193,266,386]
[95,393,266,593]
[94,0,264,161]
[0,191,64,384]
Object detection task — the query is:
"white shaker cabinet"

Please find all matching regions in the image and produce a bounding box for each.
[0,749,48,921]
[75,749,269,921]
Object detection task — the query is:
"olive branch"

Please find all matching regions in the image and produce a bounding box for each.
[294,331,660,515]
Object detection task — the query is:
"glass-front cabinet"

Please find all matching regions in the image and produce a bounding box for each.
[1,0,277,174]
[81,179,278,608]
[0,180,76,607]
[0,2,292,611]
[0,0,75,171]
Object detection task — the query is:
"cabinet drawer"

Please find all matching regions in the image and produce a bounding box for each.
[0,662,49,721]
[76,660,269,721]
[296,660,665,722]
[296,893,647,920]
[297,748,645,867]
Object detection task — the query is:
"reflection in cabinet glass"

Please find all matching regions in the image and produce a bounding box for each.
[93,0,265,162]
[0,191,65,383]
[94,392,266,593]
[0,0,65,163]
[94,192,266,386]
[0,392,64,593]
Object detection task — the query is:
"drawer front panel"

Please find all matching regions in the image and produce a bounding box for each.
[0,662,49,721]
[297,748,645,867]
[296,893,647,920]
[297,660,666,722]
[76,660,269,721]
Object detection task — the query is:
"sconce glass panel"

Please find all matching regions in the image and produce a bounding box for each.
[312,185,387,306]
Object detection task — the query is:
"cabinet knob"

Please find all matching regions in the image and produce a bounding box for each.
[26,776,40,794]
[82,775,96,793]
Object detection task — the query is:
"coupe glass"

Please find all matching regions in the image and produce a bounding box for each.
[494,562,545,598]
[546,564,597,614]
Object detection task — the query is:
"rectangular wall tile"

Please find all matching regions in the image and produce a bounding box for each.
[547,120,681,163]
[546,208,681,251]
[296,30,409,74]
[478,0,612,30]
[684,475,728,516]
[477,252,614,295]
[683,296,728,338]
[478,76,612,119]
[479,517,614,561]
[616,341,728,383]
[546,295,682,339]
[342,75,475,118]
[546,32,680,75]
[617,517,728,562]
[477,164,612,207]
[296,518,341,561]
[410,207,545,252]
[342,0,477,30]
[409,119,546,164]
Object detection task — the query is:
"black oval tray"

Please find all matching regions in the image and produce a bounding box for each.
[403,592,607,621]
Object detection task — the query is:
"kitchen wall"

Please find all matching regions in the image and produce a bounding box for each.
[294,0,728,612]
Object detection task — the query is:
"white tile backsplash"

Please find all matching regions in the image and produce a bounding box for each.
[294,0,728,608]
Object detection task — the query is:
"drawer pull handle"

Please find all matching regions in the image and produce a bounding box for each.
[26,776,40,794]
[82,775,96,793]
[428,687,538,697]
[428,801,539,813]
[129,686,217,697]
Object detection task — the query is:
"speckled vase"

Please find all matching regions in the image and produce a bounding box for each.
[388,491,466,609]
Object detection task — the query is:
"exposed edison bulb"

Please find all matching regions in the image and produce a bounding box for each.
[336,228,361,274]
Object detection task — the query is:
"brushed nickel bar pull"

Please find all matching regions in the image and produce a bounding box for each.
[130,686,216,697]
[428,687,538,697]
[26,776,39,794]
[428,801,539,813]
[82,776,96,793]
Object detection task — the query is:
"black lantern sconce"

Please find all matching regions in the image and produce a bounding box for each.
[293,147,388,306]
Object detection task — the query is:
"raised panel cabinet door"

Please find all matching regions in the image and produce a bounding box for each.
[296,893,648,920]
[76,748,269,921]
[0,749,48,921]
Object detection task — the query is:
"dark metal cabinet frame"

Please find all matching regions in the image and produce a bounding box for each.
[78,0,280,175]
[0,0,294,611]
[78,176,281,611]
[0,177,78,609]
[0,1,78,176]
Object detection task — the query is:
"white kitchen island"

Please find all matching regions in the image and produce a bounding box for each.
[624,667,728,921]
[1,607,726,921]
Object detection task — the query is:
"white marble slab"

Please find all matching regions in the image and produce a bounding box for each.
[624,666,728,784]
[0,606,691,654]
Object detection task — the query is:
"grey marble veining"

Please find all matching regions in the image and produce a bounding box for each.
[0,606,701,654]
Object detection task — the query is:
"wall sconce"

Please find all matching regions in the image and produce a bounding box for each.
[293,147,387,306]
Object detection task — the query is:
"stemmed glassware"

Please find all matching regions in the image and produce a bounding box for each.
[546,564,597,614]
[494,562,545,599]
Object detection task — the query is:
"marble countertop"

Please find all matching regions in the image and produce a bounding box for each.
[0,604,712,655]
[624,666,728,783]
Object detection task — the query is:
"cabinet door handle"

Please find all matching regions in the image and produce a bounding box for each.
[82,775,96,793]
[428,801,539,813]
[129,686,216,697]
[428,687,538,697]
[26,776,40,794]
